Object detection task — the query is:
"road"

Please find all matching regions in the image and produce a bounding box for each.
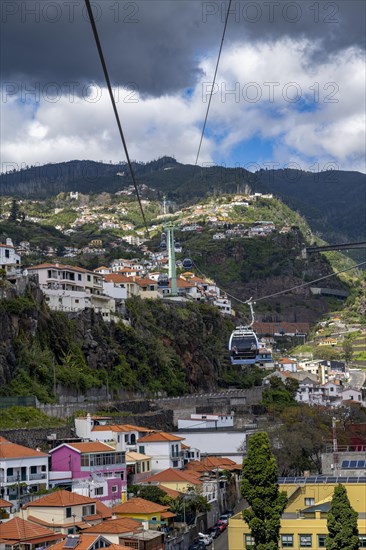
[211,500,245,550]
[348,368,366,389]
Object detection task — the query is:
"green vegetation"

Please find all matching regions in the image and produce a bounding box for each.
[241,432,287,550]
[262,377,299,410]
[0,406,64,429]
[326,484,359,550]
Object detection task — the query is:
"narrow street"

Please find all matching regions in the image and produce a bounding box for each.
[349,368,366,389]
[211,500,245,550]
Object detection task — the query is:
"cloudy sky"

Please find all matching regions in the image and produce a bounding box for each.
[1,0,365,173]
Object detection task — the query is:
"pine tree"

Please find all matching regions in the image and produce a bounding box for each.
[326,484,359,550]
[241,432,287,550]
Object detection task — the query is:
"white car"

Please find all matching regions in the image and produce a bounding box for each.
[198,533,213,546]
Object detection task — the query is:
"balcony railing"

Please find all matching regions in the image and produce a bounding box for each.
[29,473,47,480]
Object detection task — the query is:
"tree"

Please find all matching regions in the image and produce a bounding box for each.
[342,337,354,365]
[9,199,19,221]
[241,432,287,550]
[326,484,359,549]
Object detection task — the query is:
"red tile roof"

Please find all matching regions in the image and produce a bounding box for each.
[83,517,140,534]
[113,497,168,515]
[0,438,48,459]
[49,535,127,550]
[0,498,12,508]
[143,468,201,485]
[23,489,97,508]
[0,517,60,543]
[51,442,115,454]
[137,431,184,443]
[104,273,130,284]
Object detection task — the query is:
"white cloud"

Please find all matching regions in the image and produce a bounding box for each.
[1,38,365,173]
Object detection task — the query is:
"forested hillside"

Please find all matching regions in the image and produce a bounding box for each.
[1,157,365,243]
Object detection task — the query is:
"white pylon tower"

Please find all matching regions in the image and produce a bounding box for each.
[165,222,177,296]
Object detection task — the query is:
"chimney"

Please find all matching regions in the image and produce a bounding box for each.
[6,238,13,246]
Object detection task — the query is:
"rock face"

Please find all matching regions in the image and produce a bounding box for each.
[0,281,233,399]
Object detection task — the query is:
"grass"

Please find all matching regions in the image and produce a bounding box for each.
[0,407,65,429]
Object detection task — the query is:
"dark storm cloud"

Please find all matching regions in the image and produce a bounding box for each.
[1,0,365,96]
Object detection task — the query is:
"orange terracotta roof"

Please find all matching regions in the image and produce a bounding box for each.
[92,424,153,433]
[104,273,130,284]
[0,439,48,459]
[161,511,176,519]
[48,534,105,550]
[108,544,135,550]
[113,497,168,515]
[137,431,184,443]
[26,515,89,530]
[0,517,60,543]
[174,279,195,288]
[83,517,140,535]
[24,489,97,508]
[0,498,12,508]
[135,278,156,287]
[158,486,182,499]
[143,468,201,485]
[53,442,115,453]
[279,358,297,364]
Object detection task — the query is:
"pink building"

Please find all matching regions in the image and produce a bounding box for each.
[49,442,126,506]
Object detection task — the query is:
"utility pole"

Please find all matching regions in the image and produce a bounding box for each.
[53,357,56,398]
[165,222,177,297]
[332,417,338,476]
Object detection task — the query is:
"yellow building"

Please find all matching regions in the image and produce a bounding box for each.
[112,496,174,529]
[229,480,366,549]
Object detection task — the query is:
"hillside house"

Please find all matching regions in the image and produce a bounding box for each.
[49,442,126,505]
[0,436,49,506]
[27,263,115,320]
[136,432,185,473]
[0,238,21,281]
[20,490,111,534]
[0,517,62,550]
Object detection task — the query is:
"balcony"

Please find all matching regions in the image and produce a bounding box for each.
[170,451,184,460]
[29,473,47,480]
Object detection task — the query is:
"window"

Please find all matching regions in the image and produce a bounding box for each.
[41,465,47,471]
[359,535,366,548]
[87,275,91,281]
[78,274,82,281]
[281,535,294,547]
[75,299,79,304]
[318,535,327,547]
[304,498,315,506]
[82,504,96,516]
[172,460,178,467]
[30,466,37,474]
[94,487,103,495]
[244,534,255,548]
[5,249,10,258]
[299,534,312,547]
[112,485,118,493]
[66,507,72,518]
[139,446,145,454]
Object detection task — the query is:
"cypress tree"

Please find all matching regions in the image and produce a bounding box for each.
[241,432,287,550]
[326,484,359,550]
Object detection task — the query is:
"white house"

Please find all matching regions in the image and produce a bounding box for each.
[26,262,115,320]
[0,436,49,505]
[0,238,21,280]
[136,431,185,473]
[342,388,365,406]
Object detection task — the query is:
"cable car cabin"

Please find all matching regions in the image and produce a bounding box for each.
[182,258,193,269]
[160,241,167,250]
[157,274,169,287]
[229,327,259,365]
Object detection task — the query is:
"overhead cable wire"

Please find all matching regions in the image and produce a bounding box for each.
[193,0,232,172]
[190,253,365,306]
[84,0,150,238]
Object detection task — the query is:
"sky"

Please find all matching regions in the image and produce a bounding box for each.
[1,0,365,173]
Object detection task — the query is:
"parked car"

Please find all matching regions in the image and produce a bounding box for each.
[215,520,227,532]
[225,509,234,517]
[207,526,221,538]
[219,514,230,524]
[198,532,213,546]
